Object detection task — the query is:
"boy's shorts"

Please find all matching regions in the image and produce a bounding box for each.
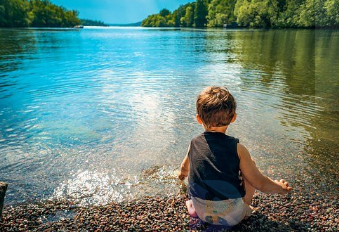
[192,197,252,226]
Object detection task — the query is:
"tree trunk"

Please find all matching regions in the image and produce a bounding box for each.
[0,182,8,218]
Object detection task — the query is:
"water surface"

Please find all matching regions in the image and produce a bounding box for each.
[0,27,338,205]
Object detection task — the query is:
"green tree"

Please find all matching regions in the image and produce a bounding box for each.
[159,8,171,17]
[141,13,168,27]
[0,4,6,25]
[141,0,339,28]
[0,0,30,27]
[81,19,107,26]
[324,0,339,27]
[275,0,304,27]
[172,4,187,26]
[234,0,280,27]
[207,0,237,27]
[298,0,326,27]
[28,0,80,27]
[184,5,195,27]
[194,0,208,27]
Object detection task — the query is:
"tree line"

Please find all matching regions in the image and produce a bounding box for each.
[81,19,107,27]
[142,0,339,28]
[0,0,80,27]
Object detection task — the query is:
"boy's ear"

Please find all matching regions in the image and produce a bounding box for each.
[231,113,237,123]
[196,114,203,125]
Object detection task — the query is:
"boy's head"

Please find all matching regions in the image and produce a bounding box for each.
[196,86,236,129]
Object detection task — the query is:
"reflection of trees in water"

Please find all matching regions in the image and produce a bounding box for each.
[228,29,339,187]
[0,29,37,146]
[0,29,37,72]
[0,29,37,101]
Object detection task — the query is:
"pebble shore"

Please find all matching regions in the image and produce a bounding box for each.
[1,190,338,232]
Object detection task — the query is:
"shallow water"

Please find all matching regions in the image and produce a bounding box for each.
[0,27,338,205]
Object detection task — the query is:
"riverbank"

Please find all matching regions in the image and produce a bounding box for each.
[1,190,338,232]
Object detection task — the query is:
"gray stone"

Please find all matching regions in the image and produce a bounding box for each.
[0,182,8,218]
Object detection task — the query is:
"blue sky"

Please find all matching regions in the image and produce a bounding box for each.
[52,0,193,24]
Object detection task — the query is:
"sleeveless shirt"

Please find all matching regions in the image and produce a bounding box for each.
[188,132,246,200]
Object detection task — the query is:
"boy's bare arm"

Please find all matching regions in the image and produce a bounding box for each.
[178,145,190,180]
[238,144,292,194]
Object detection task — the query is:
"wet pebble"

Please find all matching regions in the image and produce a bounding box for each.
[0,192,338,231]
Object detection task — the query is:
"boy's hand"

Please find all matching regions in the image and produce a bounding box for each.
[275,179,292,194]
[178,166,189,181]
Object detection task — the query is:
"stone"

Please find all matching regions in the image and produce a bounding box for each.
[0,182,8,218]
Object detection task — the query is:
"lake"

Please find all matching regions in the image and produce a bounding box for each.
[0,27,338,205]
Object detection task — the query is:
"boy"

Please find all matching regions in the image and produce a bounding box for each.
[179,86,292,227]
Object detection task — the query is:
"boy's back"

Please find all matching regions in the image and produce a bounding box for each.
[189,132,245,200]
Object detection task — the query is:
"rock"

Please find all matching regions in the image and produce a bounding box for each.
[0,182,8,218]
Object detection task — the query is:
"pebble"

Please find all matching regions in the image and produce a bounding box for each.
[0,192,338,232]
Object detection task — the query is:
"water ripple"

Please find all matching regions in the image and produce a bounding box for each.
[0,28,338,205]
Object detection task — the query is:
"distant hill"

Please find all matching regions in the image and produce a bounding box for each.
[109,22,142,27]
[81,19,108,26]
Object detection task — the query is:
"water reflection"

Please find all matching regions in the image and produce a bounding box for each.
[227,29,339,194]
[0,28,338,205]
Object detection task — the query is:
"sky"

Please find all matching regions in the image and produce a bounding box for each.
[52,0,193,24]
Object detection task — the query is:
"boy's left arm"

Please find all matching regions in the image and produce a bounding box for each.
[178,145,190,180]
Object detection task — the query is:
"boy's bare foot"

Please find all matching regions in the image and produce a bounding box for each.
[186,200,198,218]
[243,205,259,220]
[249,205,260,213]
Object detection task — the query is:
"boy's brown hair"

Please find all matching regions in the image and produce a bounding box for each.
[196,86,236,128]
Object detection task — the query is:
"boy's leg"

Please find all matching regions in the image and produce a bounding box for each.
[186,200,198,218]
[243,177,255,206]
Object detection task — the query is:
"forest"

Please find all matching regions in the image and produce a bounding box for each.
[142,0,339,28]
[0,0,80,27]
[81,19,107,27]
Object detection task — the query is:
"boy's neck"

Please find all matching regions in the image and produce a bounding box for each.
[205,126,228,134]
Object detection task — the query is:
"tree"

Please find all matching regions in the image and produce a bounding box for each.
[194,0,208,27]
[184,5,194,27]
[141,0,339,28]
[234,0,280,27]
[0,0,30,27]
[324,0,339,27]
[275,0,304,27]
[159,8,171,17]
[0,0,81,27]
[207,0,237,27]
[141,14,168,27]
[298,0,327,27]
[29,0,80,27]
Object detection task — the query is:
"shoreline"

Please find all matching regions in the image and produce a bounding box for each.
[1,191,337,232]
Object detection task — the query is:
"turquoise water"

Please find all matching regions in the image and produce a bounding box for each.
[0,27,338,205]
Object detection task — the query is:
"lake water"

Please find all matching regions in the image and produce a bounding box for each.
[0,27,338,205]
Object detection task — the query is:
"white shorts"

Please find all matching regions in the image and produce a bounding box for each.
[192,197,252,226]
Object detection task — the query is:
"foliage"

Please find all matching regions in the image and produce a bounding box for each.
[159,8,171,17]
[207,0,236,27]
[234,0,280,27]
[142,3,196,27]
[324,0,339,27]
[194,0,208,27]
[142,0,339,28]
[0,0,29,27]
[275,0,303,28]
[81,19,107,26]
[183,5,195,27]
[0,0,81,27]
[297,0,338,27]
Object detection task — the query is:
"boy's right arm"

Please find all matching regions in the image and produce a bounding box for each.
[178,145,190,180]
[238,144,292,194]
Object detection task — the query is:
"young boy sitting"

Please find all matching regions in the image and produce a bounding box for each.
[178,86,292,227]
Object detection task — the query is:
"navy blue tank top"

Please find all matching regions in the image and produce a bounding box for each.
[188,132,246,200]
